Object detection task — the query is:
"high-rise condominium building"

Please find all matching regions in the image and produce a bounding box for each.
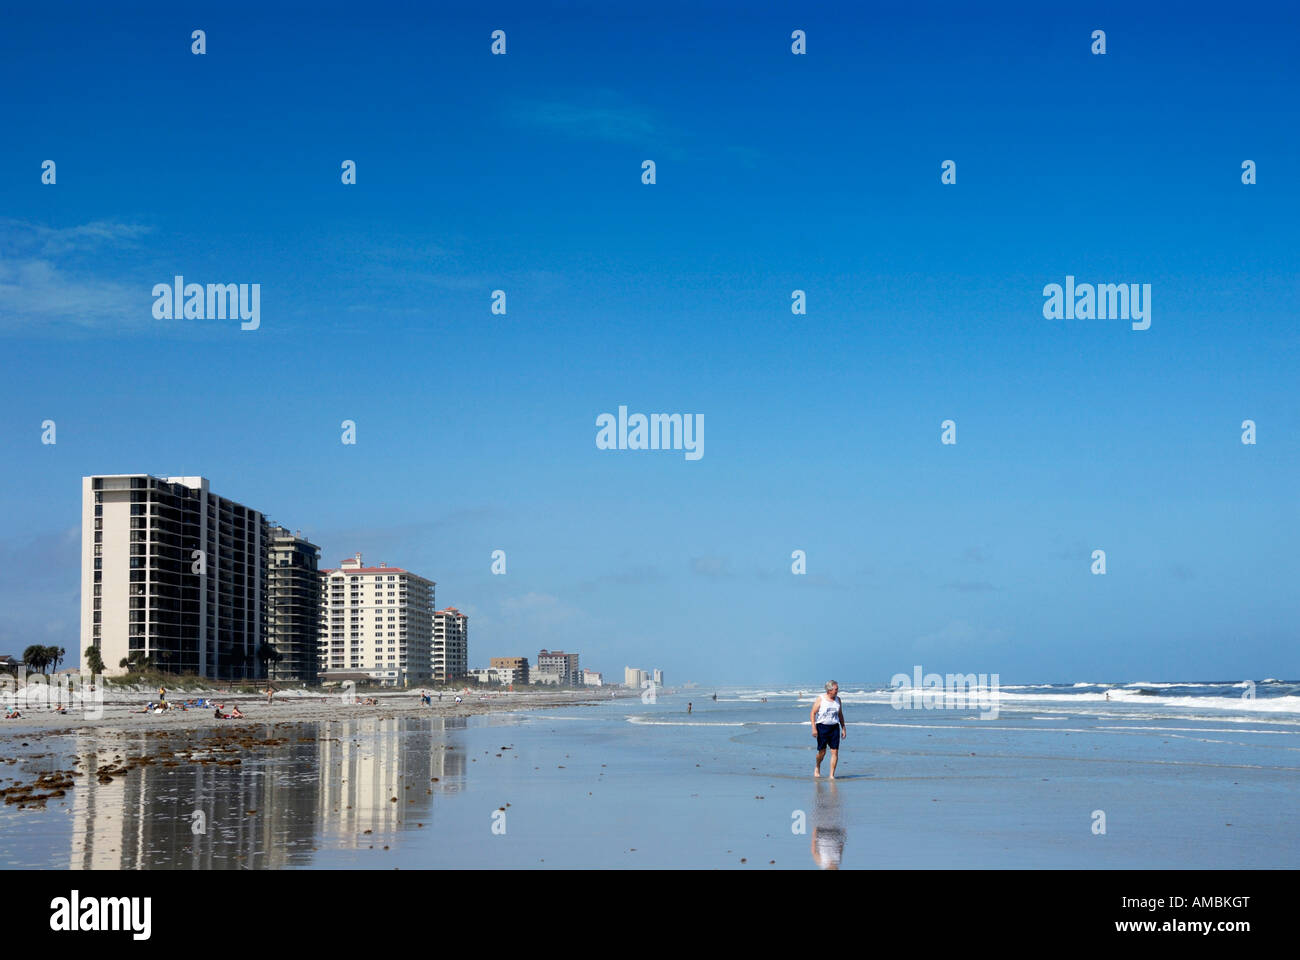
[267,527,321,684]
[81,475,268,679]
[319,553,433,687]
[432,607,468,683]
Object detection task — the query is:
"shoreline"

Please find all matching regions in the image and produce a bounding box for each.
[0,687,643,739]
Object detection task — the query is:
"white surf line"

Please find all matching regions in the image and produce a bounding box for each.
[1120,732,1300,751]
[862,747,1300,771]
[626,717,748,727]
[622,717,1300,744]
[1104,724,1298,736]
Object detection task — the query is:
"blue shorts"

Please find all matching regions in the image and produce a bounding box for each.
[816,723,841,750]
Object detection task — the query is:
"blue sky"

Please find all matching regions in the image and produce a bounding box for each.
[1,1,1297,684]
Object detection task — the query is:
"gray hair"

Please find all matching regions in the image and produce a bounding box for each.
[824,680,838,692]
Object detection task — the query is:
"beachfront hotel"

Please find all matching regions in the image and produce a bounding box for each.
[318,553,434,687]
[431,607,468,683]
[267,526,321,684]
[80,475,269,679]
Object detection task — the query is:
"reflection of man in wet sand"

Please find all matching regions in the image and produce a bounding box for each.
[810,680,846,778]
[810,781,846,869]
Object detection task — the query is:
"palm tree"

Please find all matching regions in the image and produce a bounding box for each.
[23,645,49,674]
[84,645,105,675]
[258,642,283,681]
[118,651,153,674]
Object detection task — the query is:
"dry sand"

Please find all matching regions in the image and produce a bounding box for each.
[0,685,637,737]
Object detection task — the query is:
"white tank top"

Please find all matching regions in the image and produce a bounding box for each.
[815,694,841,724]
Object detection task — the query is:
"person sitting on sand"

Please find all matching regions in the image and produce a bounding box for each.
[214,705,223,719]
[229,705,244,718]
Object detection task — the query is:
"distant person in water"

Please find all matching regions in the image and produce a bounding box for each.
[687,702,692,713]
[712,692,717,701]
[810,681,847,778]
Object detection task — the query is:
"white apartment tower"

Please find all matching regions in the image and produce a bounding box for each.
[431,607,468,683]
[81,475,268,679]
[319,553,433,687]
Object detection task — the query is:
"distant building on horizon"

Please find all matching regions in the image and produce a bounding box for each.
[624,666,663,689]
[538,649,580,686]
[489,656,529,686]
[582,669,603,686]
[432,607,468,684]
[469,666,515,685]
[319,553,433,687]
[266,526,321,684]
[80,475,269,680]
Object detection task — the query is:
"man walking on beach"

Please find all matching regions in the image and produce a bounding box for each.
[810,681,847,778]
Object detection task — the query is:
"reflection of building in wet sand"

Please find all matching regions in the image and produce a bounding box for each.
[68,729,321,869]
[809,781,846,870]
[316,716,466,845]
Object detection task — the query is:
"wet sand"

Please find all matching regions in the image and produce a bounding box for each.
[0,687,637,814]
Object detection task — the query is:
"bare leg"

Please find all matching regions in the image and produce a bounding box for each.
[815,747,825,777]
[829,748,839,779]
